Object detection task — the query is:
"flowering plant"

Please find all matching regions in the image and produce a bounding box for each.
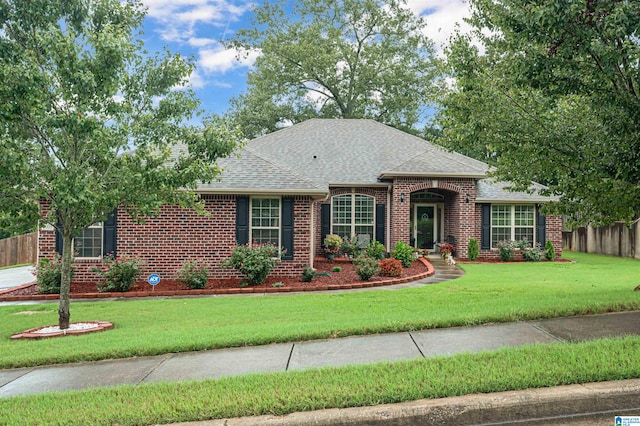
[379,258,402,277]
[439,243,455,259]
[33,254,73,294]
[323,234,342,254]
[91,255,145,292]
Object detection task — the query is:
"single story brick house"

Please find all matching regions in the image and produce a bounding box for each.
[39,119,562,282]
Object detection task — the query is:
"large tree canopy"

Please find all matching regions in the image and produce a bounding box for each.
[438,0,640,225]
[0,0,240,328]
[225,0,441,138]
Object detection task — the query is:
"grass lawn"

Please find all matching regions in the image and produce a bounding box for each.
[0,263,32,270]
[1,336,639,425]
[0,251,639,368]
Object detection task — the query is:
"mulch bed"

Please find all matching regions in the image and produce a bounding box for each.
[0,258,433,301]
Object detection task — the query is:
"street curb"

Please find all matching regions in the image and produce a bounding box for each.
[169,379,640,425]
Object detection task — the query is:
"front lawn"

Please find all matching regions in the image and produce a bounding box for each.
[1,336,639,425]
[0,252,638,368]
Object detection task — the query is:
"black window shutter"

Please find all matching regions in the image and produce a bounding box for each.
[281,198,294,260]
[481,204,491,250]
[55,218,63,255]
[236,197,250,245]
[103,209,117,257]
[320,204,330,245]
[375,203,385,246]
[536,205,546,247]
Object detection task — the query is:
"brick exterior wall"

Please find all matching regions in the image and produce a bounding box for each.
[391,177,477,259]
[38,195,313,284]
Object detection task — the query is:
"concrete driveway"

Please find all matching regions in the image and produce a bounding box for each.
[0,265,35,291]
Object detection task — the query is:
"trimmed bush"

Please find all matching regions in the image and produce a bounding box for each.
[467,238,479,261]
[391,241,416,267]
[302,265,316,282]
[92,256,145,292]
[177,259,209,289]
[544,240,555,261]
[496,240,515,262]
[365,240,386,260]
[522,245,544,262]
[34,255,71,294]
[332,266,342,272]
[353,256,379,281]
[379,258,402,277]
[224,243,281,285]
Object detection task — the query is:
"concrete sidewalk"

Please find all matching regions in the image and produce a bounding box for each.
[1,311,639,399]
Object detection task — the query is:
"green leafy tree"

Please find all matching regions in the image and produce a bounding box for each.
[438,0,640,225]
[225,0,441,138]
[0,0,241,328]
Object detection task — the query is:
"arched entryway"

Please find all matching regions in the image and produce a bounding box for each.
[410,192,445,250]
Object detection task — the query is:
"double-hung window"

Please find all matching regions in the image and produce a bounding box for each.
[74,223,103,258]
[251,198,280,245]
[331,194,374,239]
[491,205,535,246]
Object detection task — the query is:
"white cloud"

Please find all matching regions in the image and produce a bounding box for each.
[142,0,251,43]
[188,37,217,47]
[198,44,260,74]
[407,0,473,54]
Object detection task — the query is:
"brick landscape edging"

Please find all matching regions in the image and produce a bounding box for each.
[0,258,434,302]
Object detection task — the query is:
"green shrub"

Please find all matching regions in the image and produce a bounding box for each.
[340,235,361,258]
[515,239,531,250]
[365,240,386,260]
[467,238,479,261]
[391,241,416,267]
[378,258,402,277]
[522,245,543,262]
[301,265,316,282]
[544,240,556,261]
[224,243,281,285]
[176,259,209,289]
[34,255,71,294]
[332,266,342,273]
[496,240,515,262]
[353,256,379,281]
[92,256,145,292]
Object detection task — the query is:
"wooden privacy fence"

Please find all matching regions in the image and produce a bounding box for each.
[562,220,640,259]
[0,232,37,268]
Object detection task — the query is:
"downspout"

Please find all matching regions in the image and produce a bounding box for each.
[310,199,315,268]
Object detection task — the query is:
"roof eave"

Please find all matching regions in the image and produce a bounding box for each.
[379,172,487,179]
[328,182,392,188]
[196,188,329,200]
[475,197,557,203]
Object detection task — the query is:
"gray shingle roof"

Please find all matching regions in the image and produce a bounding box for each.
[476,179,558,203]
[179,118,555,202]
[197,145,326,195]
[247,119,452,184]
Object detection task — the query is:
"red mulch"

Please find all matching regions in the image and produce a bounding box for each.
[2,259,430,298]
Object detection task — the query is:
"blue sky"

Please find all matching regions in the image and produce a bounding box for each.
[139,0,472,120]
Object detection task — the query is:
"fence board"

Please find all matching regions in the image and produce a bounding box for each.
[562,220,639,259]
[0,232,37,268]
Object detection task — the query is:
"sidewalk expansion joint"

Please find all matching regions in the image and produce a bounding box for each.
[530,323,568,343]
[285,344,295,371]
[0,368,35,391]
[137,354,173,385]
[408,332,426,359]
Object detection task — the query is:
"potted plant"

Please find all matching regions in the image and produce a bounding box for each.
[323,234,342,260]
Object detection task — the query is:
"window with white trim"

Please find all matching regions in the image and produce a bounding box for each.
[251,198,280,245]
[491,205,535,247]
[74,223,103,258]
[331,194,374,239]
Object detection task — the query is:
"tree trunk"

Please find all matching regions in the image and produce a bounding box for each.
[58,232,74,329]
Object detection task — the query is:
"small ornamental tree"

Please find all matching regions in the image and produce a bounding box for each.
[0,0,241,328]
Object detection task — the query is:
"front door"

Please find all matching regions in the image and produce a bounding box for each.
[411,204,443,250]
